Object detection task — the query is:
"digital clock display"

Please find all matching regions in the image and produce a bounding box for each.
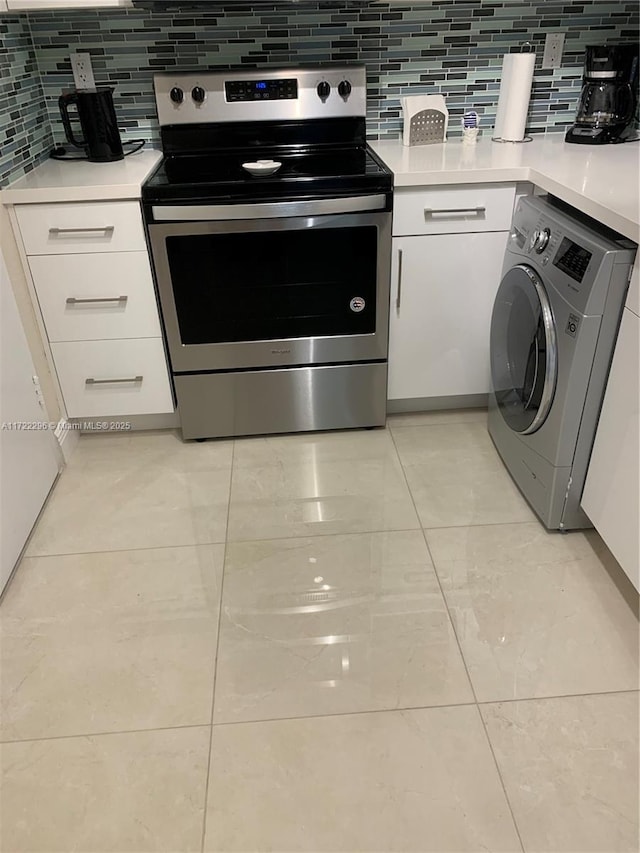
[225,78,298,102]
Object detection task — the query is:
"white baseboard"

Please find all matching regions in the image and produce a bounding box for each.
[54,418,80,463]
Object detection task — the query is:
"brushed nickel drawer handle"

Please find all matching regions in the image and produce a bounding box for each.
[424,206,486,217]
[85,375,143,386]
[66,296,128,305]
[49,225,115,235]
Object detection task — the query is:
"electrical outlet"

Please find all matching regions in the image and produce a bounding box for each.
[542,33,565,69]
[71,52,96,91]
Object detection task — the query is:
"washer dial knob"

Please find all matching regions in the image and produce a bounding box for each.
[528,229,540,252]
[192,86,206,104]
[338,80,352,99]
[317,81,330,101]
[170,86,184,104]
[534,228,551,253]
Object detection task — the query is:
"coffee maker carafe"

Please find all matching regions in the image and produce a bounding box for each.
[58,87,124,162]
[565,44,639,144]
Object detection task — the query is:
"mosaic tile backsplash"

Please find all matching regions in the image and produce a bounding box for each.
[0,16,54,186]
[1,0,638,186]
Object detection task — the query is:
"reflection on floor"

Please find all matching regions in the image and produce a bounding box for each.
[2,410,638,852]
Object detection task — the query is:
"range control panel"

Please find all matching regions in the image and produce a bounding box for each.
[225,78,298,102]
[154,65,366,126]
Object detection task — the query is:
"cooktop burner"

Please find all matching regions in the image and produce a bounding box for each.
[143,145,391,202]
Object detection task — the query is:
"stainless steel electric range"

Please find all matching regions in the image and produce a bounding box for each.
[142,64,393,440]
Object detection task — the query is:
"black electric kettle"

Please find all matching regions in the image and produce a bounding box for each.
[58,87,124,162]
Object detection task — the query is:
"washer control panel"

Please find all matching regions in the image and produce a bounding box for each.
[509,195,636,317]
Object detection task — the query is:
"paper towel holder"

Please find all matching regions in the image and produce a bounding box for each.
[492,42,535,143]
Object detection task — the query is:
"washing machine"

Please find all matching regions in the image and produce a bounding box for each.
[488,194,636,530]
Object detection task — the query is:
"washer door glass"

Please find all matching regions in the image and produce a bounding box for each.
[490,264,557,434]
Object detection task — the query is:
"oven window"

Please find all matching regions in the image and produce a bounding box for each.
[165,226,378,344]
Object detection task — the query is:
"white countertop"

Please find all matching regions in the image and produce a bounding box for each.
[371,134,640,242]
[0,149,162,205]
[2,137,638,243]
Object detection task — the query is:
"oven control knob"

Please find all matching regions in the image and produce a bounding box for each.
[317,81,331,101]
[534,228,551,253]
[170,86,184,104]
[338,80,352,99]
[192,86,206,104]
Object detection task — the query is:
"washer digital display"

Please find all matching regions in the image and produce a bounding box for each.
[553,237,592,283]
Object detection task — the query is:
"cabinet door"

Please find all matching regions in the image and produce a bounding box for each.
[582,306,639,589]
[388,230,509,401]
[1,250,60,591]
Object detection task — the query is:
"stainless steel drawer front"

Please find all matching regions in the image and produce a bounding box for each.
[174,362,387,440]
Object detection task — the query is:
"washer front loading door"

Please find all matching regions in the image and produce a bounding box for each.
[491,264,558,434]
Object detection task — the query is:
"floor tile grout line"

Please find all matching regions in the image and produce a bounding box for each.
[477,688,640,707]
[475,702,527,853]
[423,522,528,853]
[20,540,229,563]
[200,438,235,853]
[210,700,479,728]
[421,521,528,853]
[4,688,636,746]
[388,425,527,853]
[18,515,538,563]
[420,519,541,533]
[0,722,212,746]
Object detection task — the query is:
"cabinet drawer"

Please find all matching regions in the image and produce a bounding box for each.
[393,184,515,236]
[51,338,174,418]
[16,201,146,255]
[29,252,162,342]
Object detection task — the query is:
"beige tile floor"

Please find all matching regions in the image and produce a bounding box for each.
[1,410,638,853]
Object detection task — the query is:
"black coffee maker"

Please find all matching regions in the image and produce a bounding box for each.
[58,87,124,162]
[565,44,639,144]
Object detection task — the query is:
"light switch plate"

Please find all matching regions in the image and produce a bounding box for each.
[542,33,565,69]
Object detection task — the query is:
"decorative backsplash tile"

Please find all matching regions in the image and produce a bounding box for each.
[1,1,638,186]
[0,16,54,186]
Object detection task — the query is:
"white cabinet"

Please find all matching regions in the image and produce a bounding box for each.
[388,183,514,404]
[1,248,60,591]
[13,200,173,420]
[7,0,131,9]
[0,2,9,13]
[582,261,640,589]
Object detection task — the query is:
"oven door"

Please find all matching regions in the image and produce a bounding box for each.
[147,199,391,373]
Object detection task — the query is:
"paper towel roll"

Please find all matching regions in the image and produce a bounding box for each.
[493,52,535,142]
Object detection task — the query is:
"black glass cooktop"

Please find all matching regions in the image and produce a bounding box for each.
[142,145,392,203]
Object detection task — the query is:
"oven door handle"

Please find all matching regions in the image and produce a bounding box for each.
[151,194,388,221]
